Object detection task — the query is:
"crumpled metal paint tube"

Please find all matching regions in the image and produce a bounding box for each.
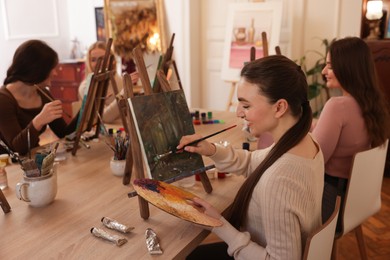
[90,227,127,246]
[101,217,134,234]
[145,228,163,255]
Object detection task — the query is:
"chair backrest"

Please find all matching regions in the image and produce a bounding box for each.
[303,196,341,260]
[341,139,389,235]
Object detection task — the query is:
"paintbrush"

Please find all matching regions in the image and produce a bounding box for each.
[22,129,41,177]
[95,111,116,153]
[0,138,23,165]
[21,159,40,177]
[80,139,91,149]
[155,125,237,160]
[0,137,39,176]
[34,84,73,118]
[27,128,31,159]
[40,142,59,176]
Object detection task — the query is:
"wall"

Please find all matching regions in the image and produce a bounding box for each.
[198,0,362,111]
[299,0,362,66]
[66,0,103,55]
[0,0,362,110]
[0,0,71,82]
[0,0,191,102]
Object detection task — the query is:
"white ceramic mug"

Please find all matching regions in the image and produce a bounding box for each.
[15,168,57,207]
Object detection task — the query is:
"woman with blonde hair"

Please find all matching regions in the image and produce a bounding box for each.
[78,41,139,123]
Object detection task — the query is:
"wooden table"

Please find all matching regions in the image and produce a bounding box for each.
[0,110,252,259]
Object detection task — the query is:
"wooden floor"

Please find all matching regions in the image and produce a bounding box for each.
[202,177,390,259]
[337,176,390,260]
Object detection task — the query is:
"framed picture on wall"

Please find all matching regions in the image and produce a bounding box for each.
[221,2,283,82]
[95,7,106,41]
[103,0,166,61]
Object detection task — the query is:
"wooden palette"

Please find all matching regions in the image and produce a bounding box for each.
[133,179,222,227]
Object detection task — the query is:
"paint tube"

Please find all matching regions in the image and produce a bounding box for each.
[145,228,163,255]
[90,227,127,246]
[101,217,134,234]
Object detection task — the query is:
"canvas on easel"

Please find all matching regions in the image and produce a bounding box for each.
[152,33,175,93]
[120,45,212,220]
[72,38,127,155]
[130,42,212,187]
[128,89,205,182]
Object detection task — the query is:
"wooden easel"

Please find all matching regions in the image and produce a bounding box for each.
[120,34,181,186]
[152,33,176,93]
[72,38,129,156]
[225,32,282,111]
[0,189,11,214]
[122,44,212,220]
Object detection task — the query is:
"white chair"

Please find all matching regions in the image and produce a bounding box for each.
[332,139,389,260]
[303,196,341,260]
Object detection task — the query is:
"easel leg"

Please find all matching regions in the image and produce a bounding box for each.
[0,189,11,214]
[123,145,133,185]
[198,172,213,193]
[226,82,237,111]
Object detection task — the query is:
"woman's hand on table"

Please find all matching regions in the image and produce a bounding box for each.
[177,134,216,156]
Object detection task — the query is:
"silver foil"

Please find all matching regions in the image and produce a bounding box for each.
[145,228,163,255]
[90,227,127,246]
[101,217,134,233]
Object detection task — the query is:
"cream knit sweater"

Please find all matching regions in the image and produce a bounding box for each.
[209,141,324,260]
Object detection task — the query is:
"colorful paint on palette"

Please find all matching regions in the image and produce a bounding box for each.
[133,178,161,193]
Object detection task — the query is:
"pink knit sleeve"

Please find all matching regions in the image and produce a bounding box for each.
[312,98,344,163]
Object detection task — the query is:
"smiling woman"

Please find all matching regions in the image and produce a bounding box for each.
[181,55,324,259]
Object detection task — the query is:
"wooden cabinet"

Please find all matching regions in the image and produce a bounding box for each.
[365,40,390,176]
[360,0,390,176]
[366,40,390,100]
[50,60,85,123]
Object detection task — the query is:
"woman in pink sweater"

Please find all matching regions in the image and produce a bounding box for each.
[182,55,324,259]
[312,37,389,222]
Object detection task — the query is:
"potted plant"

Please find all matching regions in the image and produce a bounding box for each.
[298,38,336,117]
